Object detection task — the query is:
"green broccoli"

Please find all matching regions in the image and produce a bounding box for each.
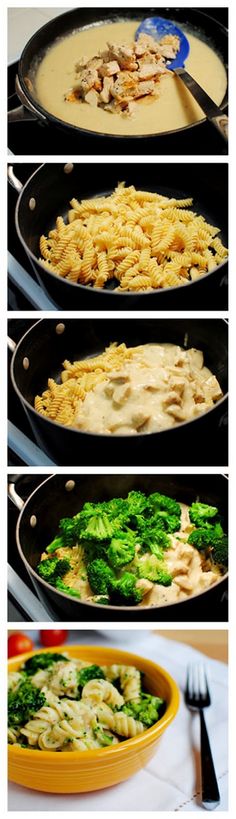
[188,525,228,567]
[122,693,164,727]
[148,492,181,518]
[23,652,68,675]
[189,502,218,528]
[37,557,71,582]
[87,559,115,595]
[77,513,116,542]
[77,664,105,689]
[8,680,46,728]
[137,521,170,554]
[107,530,136,569]
[126,490,149,515]
[94,728,114,746]
[109,572,143,606]
[138,554,172,585]
[53,577,81,598]
[46,515,80,554]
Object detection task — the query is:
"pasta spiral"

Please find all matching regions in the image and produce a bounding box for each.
[38,183,227,292]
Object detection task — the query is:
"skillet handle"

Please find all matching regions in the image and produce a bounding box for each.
[7,335,16,353]
[8,104,38,123]
[8,75,47,124]
[8,479,25,511]
[8,165,23,193]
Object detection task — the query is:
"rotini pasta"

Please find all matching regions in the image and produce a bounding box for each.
[8,652,165,751]
[39,183,228,292]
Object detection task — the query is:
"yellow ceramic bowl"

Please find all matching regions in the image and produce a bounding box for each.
[8,644,179,793]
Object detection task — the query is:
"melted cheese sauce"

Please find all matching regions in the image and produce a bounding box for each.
[74,343,223,435]
[34,20,227,136]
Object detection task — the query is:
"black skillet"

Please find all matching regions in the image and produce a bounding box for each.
[8,318,228,467]
[8,473,228,622]
[8,7,228,152]
[8,163,228,310]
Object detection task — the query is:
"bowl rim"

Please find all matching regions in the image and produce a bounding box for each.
[8,644,180,759]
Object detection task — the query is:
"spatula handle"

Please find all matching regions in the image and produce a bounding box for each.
[200,709,220,810]
[210,114,228,142]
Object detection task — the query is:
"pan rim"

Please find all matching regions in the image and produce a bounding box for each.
[10,318,228,442]
[14,163,228,299]
[17,7,228,142]
[14,472,228,614]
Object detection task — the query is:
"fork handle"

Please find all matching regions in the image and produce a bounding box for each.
[200,709,220,809]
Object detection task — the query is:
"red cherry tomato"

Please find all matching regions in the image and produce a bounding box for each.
[39,630,68,647]
[8,633,34,658]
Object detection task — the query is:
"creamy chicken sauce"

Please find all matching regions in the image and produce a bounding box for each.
[34,20,227,136]
[74,343,223,435]
[41,501,221,608]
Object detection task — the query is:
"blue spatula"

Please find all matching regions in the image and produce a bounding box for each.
[136,17,228,142]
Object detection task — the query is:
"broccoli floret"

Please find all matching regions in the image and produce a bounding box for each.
[122,694,164,727]
[23,652,68,675]
[210,536,228,568]
[77,513,116,542]
[138,522,170,554]
[77,665,105,689]
[126,490,149,515]
[109,572,142,606]
[189,502,218,528]
[94,727,114,745]
[107,531,136,569]
[188,525,228,567]
[102,497,131,524]
[46,515,80,554]
[54,577,81,598]
[152,512,181,533]
[92,596,110,605]
[87,559,115,595]
[37,557,71,582]
[82,539,109,565]
[138,554,172,585]
[8,680,46,728]
[148,492,181,518]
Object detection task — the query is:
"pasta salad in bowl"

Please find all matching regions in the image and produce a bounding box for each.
[8,644,179,793]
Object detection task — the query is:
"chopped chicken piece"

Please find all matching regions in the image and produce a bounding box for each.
[166,404,186,421]
[133,80,155,98]
[99,60,120,77]
[132,411,151,430]
[74,67,98,96]
[204,375,223,401]
[136,578,153,595]
[138,63,167,80]
[174,575,193,592]
[99,76,114,104]
[112,383,131,406]
[162,390,182,407]
[187,348,204,369]
[84,88,99,107]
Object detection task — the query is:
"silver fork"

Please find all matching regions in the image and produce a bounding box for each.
[185,663,220,810]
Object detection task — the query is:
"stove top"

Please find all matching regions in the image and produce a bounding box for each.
[8,59,228,157]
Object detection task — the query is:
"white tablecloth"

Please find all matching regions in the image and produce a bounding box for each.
[8,631,228,811]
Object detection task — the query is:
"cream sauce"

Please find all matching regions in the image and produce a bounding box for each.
[74,343,223,435]
[35,20,227,136]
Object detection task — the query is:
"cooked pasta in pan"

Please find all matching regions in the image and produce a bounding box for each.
[8,653,165,750]
[34,342,223,434]
[34,489,227,608]
[39,183,228,291]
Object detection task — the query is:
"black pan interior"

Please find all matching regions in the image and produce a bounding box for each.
[16,473,228,572]
[12,318,228,409]
[16,163,228,292]
[19,7,228,123]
